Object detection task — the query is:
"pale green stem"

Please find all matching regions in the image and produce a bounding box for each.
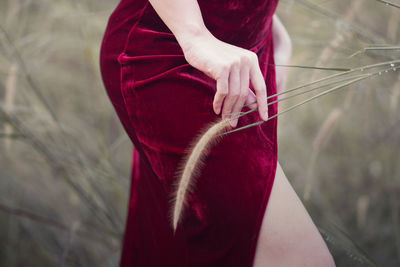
[364,46,400,50]
[273,64,350,71]
[218,66,395,137]
[229,74,368,117]
[244,60,400,108]
[375,0,400,9]
[349,46,400,57]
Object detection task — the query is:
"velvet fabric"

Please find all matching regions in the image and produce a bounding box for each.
[99,0,279,266]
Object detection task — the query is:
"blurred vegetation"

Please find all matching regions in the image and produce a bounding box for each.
[0,0,399,266]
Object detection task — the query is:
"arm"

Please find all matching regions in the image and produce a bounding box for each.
[147,0,208,51]
[148,0,270,127]
[272,15,292,92]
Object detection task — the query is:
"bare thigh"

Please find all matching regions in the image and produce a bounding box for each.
[252,161,336,267]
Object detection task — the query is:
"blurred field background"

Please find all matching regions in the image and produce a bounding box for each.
[0,0,399,266]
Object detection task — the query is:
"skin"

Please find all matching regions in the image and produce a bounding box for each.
[253,162,336,267]
[148,0,269,128]
[148,0,337,266]
[272,15,292,93]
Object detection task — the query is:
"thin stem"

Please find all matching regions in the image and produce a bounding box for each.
[0,25,59,123]
[272,64,351,71]
[245,60,400,108]
[218,66,395,137]
[228,74,368,117]
[349,46,400,58]
[375,0,400,9]
[365,46,400,50]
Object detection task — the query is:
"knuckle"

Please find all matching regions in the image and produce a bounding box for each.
[220,65,230,73]
[230,90,240,98]
[240,90,248,99]
[217,89,228,96]
[255,85,266,94]
[248,51,258,62]
[262,84,267,91]
[231,59,241,68]
[221,110,230,117]
[242,54,252,64]
[215,66,229,79]
[205,66,214,75]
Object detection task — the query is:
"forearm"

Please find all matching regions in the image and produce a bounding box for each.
[148,0,211,52]
[145,0,272,124]
[272,14,292,65]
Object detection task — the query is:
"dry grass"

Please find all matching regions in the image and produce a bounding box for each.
[169,118,231,233]
[0,0,399,266]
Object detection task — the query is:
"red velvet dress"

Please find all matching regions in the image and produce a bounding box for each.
[99,0,279,266]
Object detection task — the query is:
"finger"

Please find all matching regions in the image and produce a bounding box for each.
[230,64,249,127]
[221,64,239,125]
[245,88,257,110]
[213,67,229,115]
[250,59,268,121]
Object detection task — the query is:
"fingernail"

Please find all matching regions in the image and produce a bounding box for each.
[264,110,269,120]
[230,119,237,127]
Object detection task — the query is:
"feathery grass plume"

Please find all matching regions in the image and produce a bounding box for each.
[309,0,361,83]
[312,107,343,151]
[356,195,370,229]
[318,222,380,267]
[387,8,399,42]
[169,117,231,234]
[390,76,400,112]
[4,62,18,151]
[167,63,367,233]
[303,108,343,201]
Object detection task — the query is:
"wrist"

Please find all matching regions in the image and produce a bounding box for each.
[174,24,213,53]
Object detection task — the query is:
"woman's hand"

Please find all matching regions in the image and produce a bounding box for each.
[146,0,269,127]
[179,30,269,128]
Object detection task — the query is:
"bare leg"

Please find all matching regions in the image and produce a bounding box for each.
[252,161,336,267]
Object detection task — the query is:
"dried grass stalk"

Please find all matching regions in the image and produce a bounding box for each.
[169,117,231,233]
[304,108,343,200]
[4,63,18,151]
[390,76,400,112]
